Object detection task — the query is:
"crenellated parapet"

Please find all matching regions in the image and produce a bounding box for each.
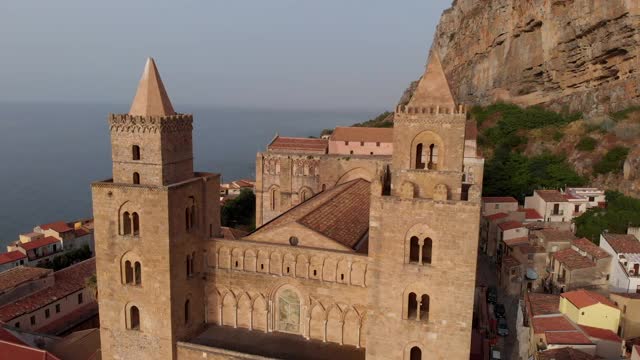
[394,104,466,115]
[108,113,193,134]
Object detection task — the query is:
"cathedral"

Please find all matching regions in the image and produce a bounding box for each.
[92,52,484,360]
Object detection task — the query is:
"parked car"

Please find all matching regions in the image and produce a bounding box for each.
[497,317,509,336]
[494,303,506,318]
[487,286,498,304]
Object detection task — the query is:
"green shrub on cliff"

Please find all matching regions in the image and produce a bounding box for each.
[594,146,629,175]
[576,136,597,151]
[353,111,393,128]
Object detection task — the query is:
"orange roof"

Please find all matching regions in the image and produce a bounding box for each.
[268,136,328,153]
[532,315,575,334]
[0,327,25,345]
[252,179,370,252]
[579,325,622,342]
[498,221,524,231]
[526,293,560,317]
[18,236,60,251]
[537,348,595,360]
[484,212,508,221]
[602,233,640,253]
[0,267,52,294]
[536,229,576,243]
[561,289,617,309]
[40,221,73,233]
[553,248,595,270]
[0,340,61,360]
[0,258,95,322]
[129,58,175,116]
[571,238,610,260]
[482,196,518,203]
[519,208,543,220]
[544,331,593,345]
[536,189,567,202]
[329,127,393,143]
[0,251,26,265]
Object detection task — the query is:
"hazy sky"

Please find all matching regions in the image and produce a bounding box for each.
[1,1,452,110]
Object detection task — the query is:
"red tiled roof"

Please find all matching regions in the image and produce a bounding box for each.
[35,302,98,335]
[18,236,60,251]
[553,248,596,270]
[602,233,640,253]
[513,243,546,253]
[0,267,52,293]
[268,136,328,153]
[74,228,90,237]
[536,229,576,243]
[484,212,508,221]
[502,255,521,269]
[0,340,61,360]
[519,208,543,220]
[532,315,575,334]
[252,179,370,252]
[572,238,610,260]
[579,325,622,342]
[498,221,524,231]
[482,196,518,203]
[536,189,568,202]
[561,289,618,310]
[527,293,560,317]
[0,251,26,265]
[504,237,529,247]
[537,348,595,360]
[545,331,593,345]
[329,127,393,143]
[0,327,25,345]
[40,221,73,233]
[0,258,96,322]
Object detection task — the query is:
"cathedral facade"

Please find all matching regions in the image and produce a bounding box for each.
[93,53,484,360]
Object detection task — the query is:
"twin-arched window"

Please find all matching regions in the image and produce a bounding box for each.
[409,236,432,265]
[124,260,142,285]
[122,212,140,236]
[406,292,430,322]
[414,143,438,170]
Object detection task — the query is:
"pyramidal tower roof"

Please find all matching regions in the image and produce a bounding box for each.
[129,58,176,116]
[406,52,456,108]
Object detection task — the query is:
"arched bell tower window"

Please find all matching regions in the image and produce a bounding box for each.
[409,236,420,263]
[427,144,438,170]
[125,260,133,284]
[422,238,432,264]
[184,299,190,324]
[420,294,430,321]
[133,172,140,184]
[408,292,418,319]
[415,143,425,169]
[132,145,140,160]
[129,306,140,330]
[134,261,141,285]
[132,212,140,236]
[410,346,422,360]
[122,212,132,235]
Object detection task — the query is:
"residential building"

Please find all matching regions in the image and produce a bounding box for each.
[524,188,605,224]
[599,232,640,293]
[481,196,518,216]
[499,255,523,296]
[529,314,595,356]
[0,266,53,306]
[519,208,544,223]
[559,290,620,333]
[533,229,576,254]
[481,211,524,257]
[328,127,394,156]
[548,238,611,293]
[0,258,96,334]
[6,236,62,267]
[509,243,547,292]
[578,325,623,359]
[537,348,595,360]
[609,292,640,339]
[0,251,27,272]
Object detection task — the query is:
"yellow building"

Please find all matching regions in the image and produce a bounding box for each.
[559,290,620,333]
[609,292,640,339]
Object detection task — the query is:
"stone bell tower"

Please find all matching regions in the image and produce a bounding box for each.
[366,53,483,360]
[92,58,220,360]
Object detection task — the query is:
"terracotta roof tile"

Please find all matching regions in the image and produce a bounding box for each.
[571,238,610,260]
[537,348,595,360]
[536,189,568,202]
[498,221,524,231]
[0,258,95,322]
[532,315,575,334]
[536,229,576,243]
[545,331,593,345]
[502,255,521,268]
[40,221,73,233]
[0,327,25,345]
[0,340,61,360]
[561,289,618,309]
[482,196,518,203]
[504,237,529,247]
[527,293,560,317]
[579,325,622,342]
[268,136,328,153]
[0,267,52,294]
[18,237,60,252]
[602,233,640,253]
[519,208,544,220]
[35,302,98,335]
[484,212,508,221]
[553,248,596,270]
[0,251,26,266]
[253,179,370,251]
[329,127,393,143]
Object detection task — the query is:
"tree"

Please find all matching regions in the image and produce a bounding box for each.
[221,189,256,230]
[574,191,640,243]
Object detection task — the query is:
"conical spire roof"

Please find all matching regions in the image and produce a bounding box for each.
[406,52,456,108]
[129,58,176,116]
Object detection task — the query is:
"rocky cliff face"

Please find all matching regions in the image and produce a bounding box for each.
[432,0,640,115]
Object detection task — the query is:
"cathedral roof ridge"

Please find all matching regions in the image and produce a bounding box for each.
[406,52,456,109]
[129,57,176,117]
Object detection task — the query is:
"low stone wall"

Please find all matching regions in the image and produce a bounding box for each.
[177,342,275,360]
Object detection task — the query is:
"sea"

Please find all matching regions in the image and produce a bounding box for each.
[0,102,377,248]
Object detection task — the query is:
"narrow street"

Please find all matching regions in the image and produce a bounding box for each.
[476,253,521,360]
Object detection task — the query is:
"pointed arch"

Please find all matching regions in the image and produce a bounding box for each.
[309,302,326,341]
[343,308,361,347]
[326,305,344,344]
[221,291,237,327]
[410,131,444,171]
[237,293,252,329]
[252,295,268,332]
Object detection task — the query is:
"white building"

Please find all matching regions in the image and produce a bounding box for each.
[524,188,605,223]
[599,232,640,294]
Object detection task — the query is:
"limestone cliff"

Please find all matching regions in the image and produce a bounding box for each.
[430,0,640,115]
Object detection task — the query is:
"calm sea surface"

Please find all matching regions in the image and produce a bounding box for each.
[0,102,377,247]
